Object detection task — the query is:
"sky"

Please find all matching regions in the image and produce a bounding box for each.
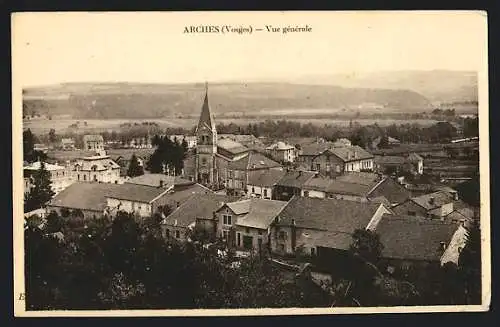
[12,11,487,87]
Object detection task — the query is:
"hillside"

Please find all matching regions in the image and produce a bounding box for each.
[294,70,478,105]
[23,82,432,119]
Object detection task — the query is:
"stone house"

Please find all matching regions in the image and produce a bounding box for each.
[83,134,104,152]
[392,190,456,219]
[246,168,286,200]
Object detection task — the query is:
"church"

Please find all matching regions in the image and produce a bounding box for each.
[183,83,282,190]
[183,84,250,188]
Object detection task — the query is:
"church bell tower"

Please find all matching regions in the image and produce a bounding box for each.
[195,82,218,186]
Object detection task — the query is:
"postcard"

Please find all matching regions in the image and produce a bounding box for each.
[12,11,490,316]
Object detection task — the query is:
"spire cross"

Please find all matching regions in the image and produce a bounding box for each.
[205,81,208,93]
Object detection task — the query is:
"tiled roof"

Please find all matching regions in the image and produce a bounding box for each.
[105,183,171,203]
[48,182,122,212]
[408,152,424,162]
[302,175,334,192]
[369,196,391,207]
[224,199,251,215]
[376,214,459,262]
[328,145,374,162]
[247,169,286,187]
[217,139,249,154]
[411,191,454,210]
[164,193,235,227]
[335,172,380,186]
[276,170,317,188]
[228,151,281,170]
[165,183,213,205]
[299,143,334,156]
[276,196,382,234]
[126,174,194,188]
[233,198,288,229]
[83,134,104,142]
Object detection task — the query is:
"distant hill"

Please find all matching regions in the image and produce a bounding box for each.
[294,70,478,105]
[23,81,433,119]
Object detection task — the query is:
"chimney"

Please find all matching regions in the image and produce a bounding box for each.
[353,150,357,159]
[176,201,180,208]
[429,197,435,206]
[159,180,164,188]
[291,219,296,226]
[440,241,447,252]
[453,192,459,201]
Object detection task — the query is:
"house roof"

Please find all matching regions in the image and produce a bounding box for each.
[217,138,249,154]
[164,183,213,206]
[376,214,459,262]
[276,196,382,236]
[411,191,454,210]
[302,175,334,192]
[335,172,380,186]
[326,180,374,197]
[299,143,334,156]
[247,169,286,187]
[328,146,374,162]
[24,161,66,171]
[105,183,171,203]
[74,156,121,171]
[228,151,281,170]
[408,152,424,162]
[164,193,235,228]
[83,134,104,142]
[126,174,194,188]
[332,138,352,147]
[48,182,123,212]
[226,198,288,229]
[266,141,295,151]
[276,170,317,188]
[369,196,392,207]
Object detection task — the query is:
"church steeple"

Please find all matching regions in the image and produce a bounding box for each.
[197,82,216,132]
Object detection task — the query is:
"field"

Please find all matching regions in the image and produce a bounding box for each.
[23,117,440,135]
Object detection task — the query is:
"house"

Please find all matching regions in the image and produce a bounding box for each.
[60,138,76,150]
[265,141,297,163]
[301,172,411,206]
[269,196,392,257]
[226,151,282,196]
[374,152,424,175]
[47,182,123,219]
[72,155,122,184]
[24,161,74,194]
[246,169,286,200]
[218,134,264,148]
[163,193,234,242]
[104,183,178,218]
[155,182,214,212]
[168,135,197,149]
[215,198,288,252]
[126,173,195,189]
[83,134,104,152]
[376,214,467,274]
[296,142,335,169]
[371,136,401,149]
[128,136,153,149]
[392,191,456,219]
[274,170,317,201]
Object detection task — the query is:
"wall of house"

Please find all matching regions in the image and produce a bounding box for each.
[106,198,152,218]
[326,193,368,202]
[392,200,428,217]
[246,184,273,199]
[366,205,393,230]
[429,203,454,217]
[162,224,189,242]
[195,218,217,240]
[48,205,103,220]
[270,225,294,254]
[301,189,326,199]
[311,153,344,177]
[85,140,104,152]
[234,225,268,251]
[75,168,121,184]
[343,159,374,172]
[216,207,244,244]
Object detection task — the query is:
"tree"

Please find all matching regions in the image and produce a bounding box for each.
[45,211,64,234]
[127,154,144,177]
[49,128,57,143]
[349,229,383,264]
[25,162,55,211]
[23,129,35,162]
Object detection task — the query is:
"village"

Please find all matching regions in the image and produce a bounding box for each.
[22,85,481,308]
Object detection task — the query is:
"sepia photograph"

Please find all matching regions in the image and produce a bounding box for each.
[12,11,489,316]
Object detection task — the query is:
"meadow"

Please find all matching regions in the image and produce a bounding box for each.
[23,116,440,135]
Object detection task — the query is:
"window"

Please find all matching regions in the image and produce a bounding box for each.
[228,170,233,178]
[278,231,287,240]
[311,247,316,256]
[326,164,331,172]
[245,228,250,233]
[315,163,321,171]
[223,214,232,225]
[165,229,170,237]
[175,230,180,239]
[408,211,416,216]
[237,232,241,246]
[279,244,285,252]
[83,175,87,181]
[304,190,309,197]
[202,158,207,165]
[77,174,80,181]
[258,230,263,235]
[336,165,341,173]
[251,187,255,193]
[263,189,268,197]
[222,230,229,241]
[88,146,92,150]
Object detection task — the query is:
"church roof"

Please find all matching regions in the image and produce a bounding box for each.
[197,84,216,132]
